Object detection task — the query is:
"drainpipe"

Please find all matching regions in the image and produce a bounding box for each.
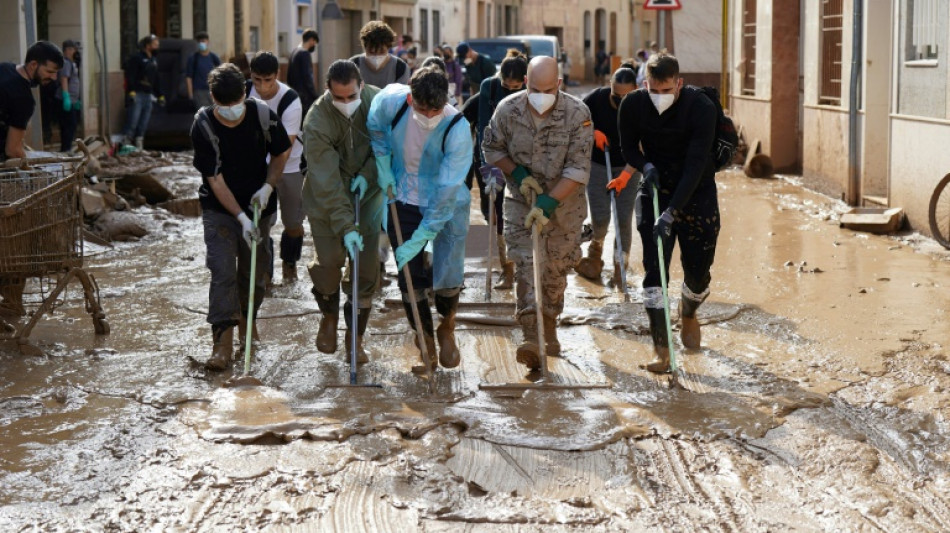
[721,0,728,109]
[847,0,864,206]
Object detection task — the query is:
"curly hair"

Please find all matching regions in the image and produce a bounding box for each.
[410,66,449,110]
[360,21,396,52]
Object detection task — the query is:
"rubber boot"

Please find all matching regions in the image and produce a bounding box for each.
[611,252,629,288]
[344,305,371,364]
[404,297,437,374]
[575,239,605,280]
[237,315,260,346]
[644,307,672,373]
[206,325,234,371]
[280,232,304,283]
[542,314,561,357]
[494,236,514,290]
[435,293,461,368]
[680,293,703,350]
[516,314,542,371]
[314,290,340,354]
[134,136,143,150]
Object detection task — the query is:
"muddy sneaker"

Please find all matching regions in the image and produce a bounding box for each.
[206,326,234,371]
[574,239,604,281]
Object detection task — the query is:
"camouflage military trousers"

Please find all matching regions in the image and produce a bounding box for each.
[504,193,587,319]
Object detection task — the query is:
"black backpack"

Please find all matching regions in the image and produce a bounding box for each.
[695,86,738,171]
[391,99,465,152]
[193,98,278,178]
[244,81,307,173]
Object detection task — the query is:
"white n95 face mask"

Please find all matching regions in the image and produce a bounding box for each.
[366,55,388,69]
[650,93,675,115]
[333,99,362,118]
[528,92,556,114]
[412,110,443,130]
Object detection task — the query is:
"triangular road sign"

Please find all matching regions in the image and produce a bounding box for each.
[644,0,682,9]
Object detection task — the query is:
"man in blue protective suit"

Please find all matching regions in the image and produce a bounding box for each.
[368,65,473,373]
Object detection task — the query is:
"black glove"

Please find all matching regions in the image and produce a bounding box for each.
[653,208,674,248]
[643,164,661,192]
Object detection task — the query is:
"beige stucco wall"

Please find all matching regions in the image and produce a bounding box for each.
[802,106,849,197]
[889,117,950,233]
[670,1,721,76]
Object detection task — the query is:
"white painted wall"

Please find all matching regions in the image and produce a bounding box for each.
[0,0,28,63]
[671,0,722,74]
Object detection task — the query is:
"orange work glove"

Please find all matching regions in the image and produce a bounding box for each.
[593,130,609,152]
[606,169,634,193]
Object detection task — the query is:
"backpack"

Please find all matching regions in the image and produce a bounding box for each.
[194,98,277,177]
[392,99,465,152]
[694,86,738,171]
[244,81,307,173]
[352,55,408,82]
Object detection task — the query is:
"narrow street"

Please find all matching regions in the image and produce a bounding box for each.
[1,164,948,531]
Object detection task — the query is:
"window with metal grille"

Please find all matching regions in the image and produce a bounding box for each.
[819,0,844,105]
[741,0,757,95]
[420,9,428,52]
[433,10,441,48]
[907,0,939,61]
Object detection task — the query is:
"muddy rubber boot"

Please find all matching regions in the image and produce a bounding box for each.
[206,326,234,371]
[435,293,461,368]
[404,298,437,374]
[574,239,605,280]
[516,314,542,371]
[282,262,297,282]
[314,290,340,354]
[542,314,561,357]
[280,232,303,283]
[680,293,703,350]
[344,305,371,364]
[644,307,672,373]
[134,136,144,150]
[494,236,515,290]
[611,252,629,288]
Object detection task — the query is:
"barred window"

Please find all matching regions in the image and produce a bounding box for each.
[741,0,757,96]
[819,0,844,105]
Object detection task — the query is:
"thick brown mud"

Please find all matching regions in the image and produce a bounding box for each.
[2,169,950,530]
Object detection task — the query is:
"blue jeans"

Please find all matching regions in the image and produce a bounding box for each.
[122,92,153,139]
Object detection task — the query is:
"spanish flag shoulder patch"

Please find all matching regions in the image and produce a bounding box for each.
[582,120,592,127]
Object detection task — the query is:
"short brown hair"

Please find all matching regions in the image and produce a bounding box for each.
[360,21,396,52]
[646,53,679,82]
[410,66,448,110]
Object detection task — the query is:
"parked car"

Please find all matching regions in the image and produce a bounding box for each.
[502,34,563,78]
[462,38,531,100]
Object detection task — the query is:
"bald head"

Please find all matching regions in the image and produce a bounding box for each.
[527,56,559,88]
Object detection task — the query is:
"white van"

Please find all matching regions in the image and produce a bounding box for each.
[503,34,563,78]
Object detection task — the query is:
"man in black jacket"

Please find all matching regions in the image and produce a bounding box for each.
[287,29,319,116]
[122,34,164,149]
[611,53,719,373]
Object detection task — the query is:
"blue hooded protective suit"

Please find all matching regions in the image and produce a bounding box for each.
[367,84,473,290]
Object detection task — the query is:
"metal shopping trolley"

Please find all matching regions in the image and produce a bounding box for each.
[0,146,109,354]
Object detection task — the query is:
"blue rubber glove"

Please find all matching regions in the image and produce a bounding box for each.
[376,154,396,198]
[395,228,437,270]
[350,175,368,198]
[343,230,363,260]
[62,91,71,112]
[72,99,81,111]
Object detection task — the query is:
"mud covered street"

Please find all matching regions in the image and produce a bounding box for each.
[1,168,950,531]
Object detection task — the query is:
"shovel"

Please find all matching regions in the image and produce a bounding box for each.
[604,149,628,300]
[225,203,265,388]
[650,183,681,389]
[328,192,382,390]
[388,191,436,394]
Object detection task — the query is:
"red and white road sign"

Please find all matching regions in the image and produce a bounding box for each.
[644,0,682,10]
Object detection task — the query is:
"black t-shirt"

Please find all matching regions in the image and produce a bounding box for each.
[191,101,291,218]
[617,86,716,212]
[0,62,35,158]
[583,87,626,168]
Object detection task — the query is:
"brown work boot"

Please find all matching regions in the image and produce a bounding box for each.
[282,262,297,282]
[314,290,340,353]
[494,236,515,290]
[643,307,672,374]
[435,293,461,368]
[411,333,438,374]
[343,305,370,364]
[680,293,703,350]
[542,314,561,357]
[516,314,541,371]
[237,316,261,344]
[403,297,438,374]
[574,239,604,280]
[206,326,234,371]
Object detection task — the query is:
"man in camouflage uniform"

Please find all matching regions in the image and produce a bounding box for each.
[482,56,593,372]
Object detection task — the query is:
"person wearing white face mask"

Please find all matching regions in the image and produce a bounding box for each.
[351,21,410,90]
[481,56,594,373]
[300,60,382,364]
[613,53,719,373]
[190,64,292,371]
[367,65,473,374]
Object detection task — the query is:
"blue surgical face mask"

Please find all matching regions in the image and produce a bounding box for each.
[217,102,245,121]
[198,42,208,52]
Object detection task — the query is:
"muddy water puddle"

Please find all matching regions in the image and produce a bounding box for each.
[2,171,950,529]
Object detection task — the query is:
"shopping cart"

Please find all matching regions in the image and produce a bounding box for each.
[0,145,110,354]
